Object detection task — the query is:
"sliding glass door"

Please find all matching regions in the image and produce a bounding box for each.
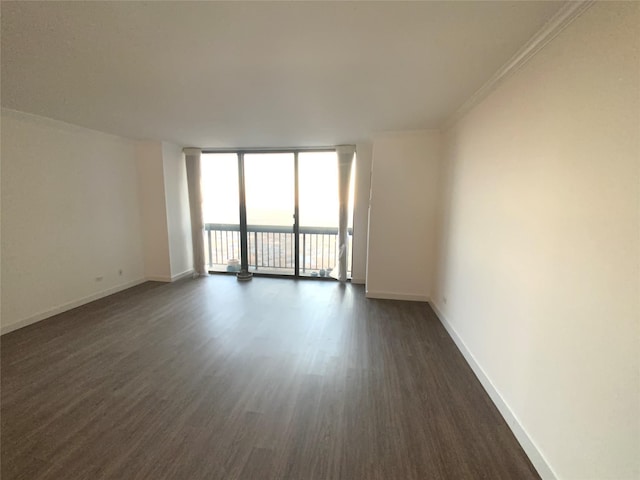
[201,149,353,279]
[244,153,295,276]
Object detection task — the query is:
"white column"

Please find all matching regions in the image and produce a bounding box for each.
[335,145,355,282]
[184,147,206,275]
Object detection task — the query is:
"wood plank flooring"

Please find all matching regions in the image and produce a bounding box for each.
[1,276,540,479]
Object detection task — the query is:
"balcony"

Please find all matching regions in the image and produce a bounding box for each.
[205,223,352,278]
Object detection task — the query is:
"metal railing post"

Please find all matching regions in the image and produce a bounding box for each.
[302,233,306,272]
[254,231,258,270]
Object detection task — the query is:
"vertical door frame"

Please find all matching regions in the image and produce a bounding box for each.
[237,152,250,272]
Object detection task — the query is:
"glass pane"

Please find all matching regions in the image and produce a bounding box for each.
[201,153,241,272]
[298,151,340,278]
[244,153,295,275]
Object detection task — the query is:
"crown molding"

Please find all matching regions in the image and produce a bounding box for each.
[443,0,595,130]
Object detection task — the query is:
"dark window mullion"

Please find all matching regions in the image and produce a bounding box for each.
[238,153,249,272]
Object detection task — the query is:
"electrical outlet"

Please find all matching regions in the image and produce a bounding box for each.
[118,269,123,276]
[443,296,447,305]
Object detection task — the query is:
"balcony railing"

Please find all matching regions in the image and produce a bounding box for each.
[205,223,352,275]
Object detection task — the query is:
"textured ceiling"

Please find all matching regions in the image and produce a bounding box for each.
[1,1,564,147]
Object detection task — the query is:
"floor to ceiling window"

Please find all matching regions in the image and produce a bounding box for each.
[201,149,355,279]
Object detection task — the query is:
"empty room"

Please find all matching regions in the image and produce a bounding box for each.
[1,1,638,479]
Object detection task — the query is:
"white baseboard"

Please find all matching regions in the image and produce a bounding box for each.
[365,290,429,302]
[429,301,556,480]
[146,270,195,283]
[0,278,147,335]
[350,277,366,285]
[145,275,172,282]
[171,269,195,282]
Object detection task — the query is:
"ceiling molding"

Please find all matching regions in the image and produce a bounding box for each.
[442,0,594,130]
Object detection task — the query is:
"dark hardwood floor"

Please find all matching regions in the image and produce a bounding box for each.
[1,275,539,479]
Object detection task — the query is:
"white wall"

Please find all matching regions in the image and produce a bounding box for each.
[161,142,193,279]
[351,142,372,284]
[432,3,639,479]
[1,109,145,333]
[366,130,440,301]
[135,141,171,281]
[136,141,193,282]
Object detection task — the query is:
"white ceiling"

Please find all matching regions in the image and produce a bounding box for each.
[1,1,564,148]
